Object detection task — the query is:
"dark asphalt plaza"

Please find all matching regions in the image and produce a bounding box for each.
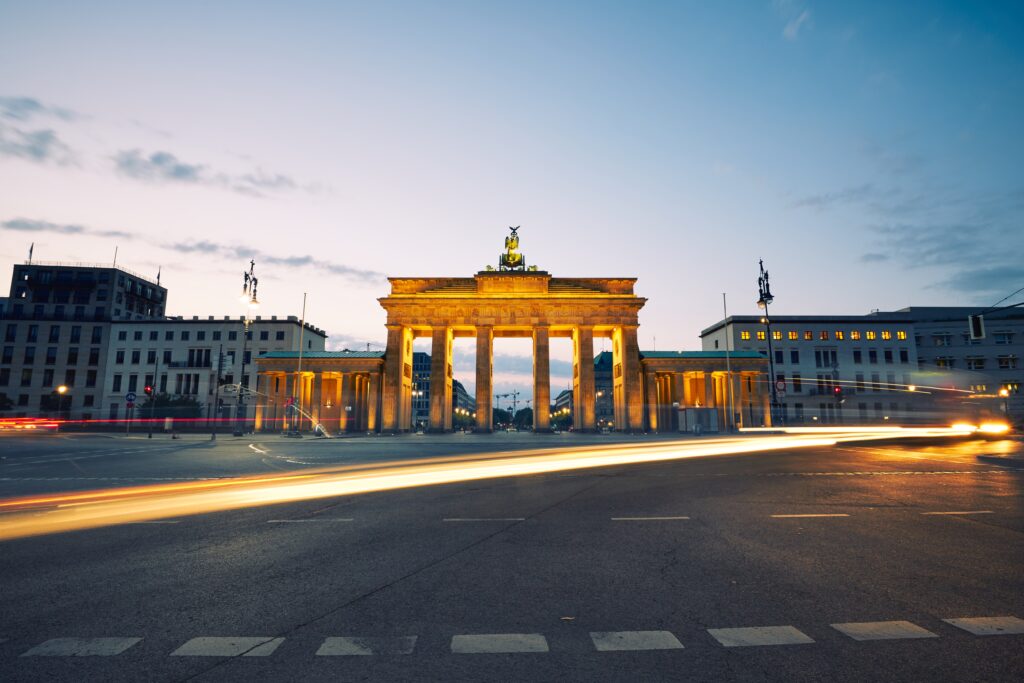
[0,432,1022,682]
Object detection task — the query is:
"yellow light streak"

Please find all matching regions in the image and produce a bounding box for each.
[0,427,993,542]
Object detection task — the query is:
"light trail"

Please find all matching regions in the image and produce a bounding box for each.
[0,427,993,542]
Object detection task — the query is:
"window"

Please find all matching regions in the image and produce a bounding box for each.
[853,349,862,364]
[197,330,206,341]
[228,331,237,341]
[790,349,799,364]
[871,373,881,392]
[1001,382,1020,395]
[91,326,102,343]
[881,330,892,341]
[0,368,8,385]
[24,347,35,364]
[48,325,60,343]
[899,348,909,363]
[866,331,877,341]
[756,331,766,341]
[932,333,952,346]
[67,348,79,364]
[740,331,751,340]
[147,350,157,364]
[998,356,1018,370]
[20,369,32,386]
[275,331,285,341]
[819,331,829,341]
[84,395,94,407]
[855,373,865,391]
[866,349,877,364]
[128,375,138,392]
[86,370,96,387]
[934,357,954,369]
[163,350,172,364]
[70,326,81,343]
[88,348,99,365]
[131,350,141,364]
[45,347,57,364]
[112,375,122,391]
[772,330,782,341]
[896,330,907,340]
[4,324,16,342]
[43,369,55,386]
[884,349,893,364]
[133,330,143,341]
[794,403,804,421]
[803,331,813,340]
[850,330,861,341]
[64,369,76,386]
[774,349,783,365]
[115,349,125,364]
[835,331,845,341]
[1,347,11,364]
[259,330,269,341]
[966,358,985,370]
[149,330,158,341]
[181,331,190,341]
[213,331,222,341]
[165,330,174,341]
[994,332,1014,345]
[792,374,802,392]
[18,393,29,406]
[118,330,127,341]
[27,325,38,342]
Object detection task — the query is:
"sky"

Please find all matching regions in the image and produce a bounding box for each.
[1,0,1022,401]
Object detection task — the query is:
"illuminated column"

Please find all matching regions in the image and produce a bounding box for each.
[672,372,685,430]
[429,326,453,432]
[621,325,643,431]
[311,372,323,427]
[533,325,551,432]
[703,373,715,408]
[760,374,772,426]
[333,373,345,432]
[382,325,411,432]
[367,370,380,432]
[476,326,493,432]
[645,370,659,432]
[573,325,596,431]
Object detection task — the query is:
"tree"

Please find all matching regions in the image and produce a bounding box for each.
[513,407,533,429]
[139,393,203,420]
[0,392,13,411]
[492,407,511,427]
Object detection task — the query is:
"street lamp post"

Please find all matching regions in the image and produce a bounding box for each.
[56,385,69,424]
[1000,387,1010,418]
[756,259,782,426]
[234,260,259,437]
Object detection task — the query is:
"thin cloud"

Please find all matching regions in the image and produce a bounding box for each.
[860,252,889,263]
[0,126,75,165]
[939,265,1024,296]
[783,9,812,40]
[0,96,78,122]
[1,217,134,239]
[163,239,385,284]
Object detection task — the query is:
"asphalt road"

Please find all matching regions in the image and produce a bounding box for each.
[0,433,1022,682]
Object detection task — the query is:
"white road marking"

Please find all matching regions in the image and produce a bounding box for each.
[170,636,284,656]
[832,621,937,641]
[611,516,690,521]
[267,518,353,523]
[707,626,814,647]
[248,444,269,455]
[771,513,850,518]
[316,636,417,655]
[590,630,684,651]
[451,633,549,653]
[21,637,141,657]
[943,616,1024,635]
[443,518,526,522]
[921,510,994,516]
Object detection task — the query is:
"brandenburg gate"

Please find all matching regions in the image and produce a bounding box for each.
[255,228,770,434]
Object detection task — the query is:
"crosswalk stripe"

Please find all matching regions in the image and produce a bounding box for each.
[707,626,814,647]
[451,633,548,653]
[170,637,284,656]
[590,630,684,651]
[21,637,141,657]
[831,621,937,641]
[943,616,1024,635]
[316,636,417,655]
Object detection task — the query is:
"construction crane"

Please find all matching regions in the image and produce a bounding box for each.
[495,390,521,426]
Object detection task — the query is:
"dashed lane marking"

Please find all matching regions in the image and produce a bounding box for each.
[611,516,690,521]
[170,637,284,657]
[943,617,1024,636]
[590,630,684,651]
[707,626,814,647]
[316,636,418,656]
[21,637,141,657]
[443,518,526,522]
[921,510,994,516]
[771,513,850,518]
[831,621,937,641]
[267,518,353,523]
[248,444,269,455]
[451,633,549,653]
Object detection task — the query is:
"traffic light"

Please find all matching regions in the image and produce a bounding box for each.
[144,385,154,396]
[833,385,844,403]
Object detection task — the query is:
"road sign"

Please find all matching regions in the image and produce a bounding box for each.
[125,391,137,402]
[775,380,786,392]
[126,402,135,409]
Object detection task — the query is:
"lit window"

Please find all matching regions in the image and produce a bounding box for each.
[866,331,877,340]
[803,331,812,340]
[851,330,861,341]
[896,330,907,340]
[998,355,1018,370]
[788,331,798,340]
[756,331,766,341]
[819,331,829,341]
[772,330,782,341]
[835,331,844,340]
[881,330,892,340]
[740,331,751,340]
